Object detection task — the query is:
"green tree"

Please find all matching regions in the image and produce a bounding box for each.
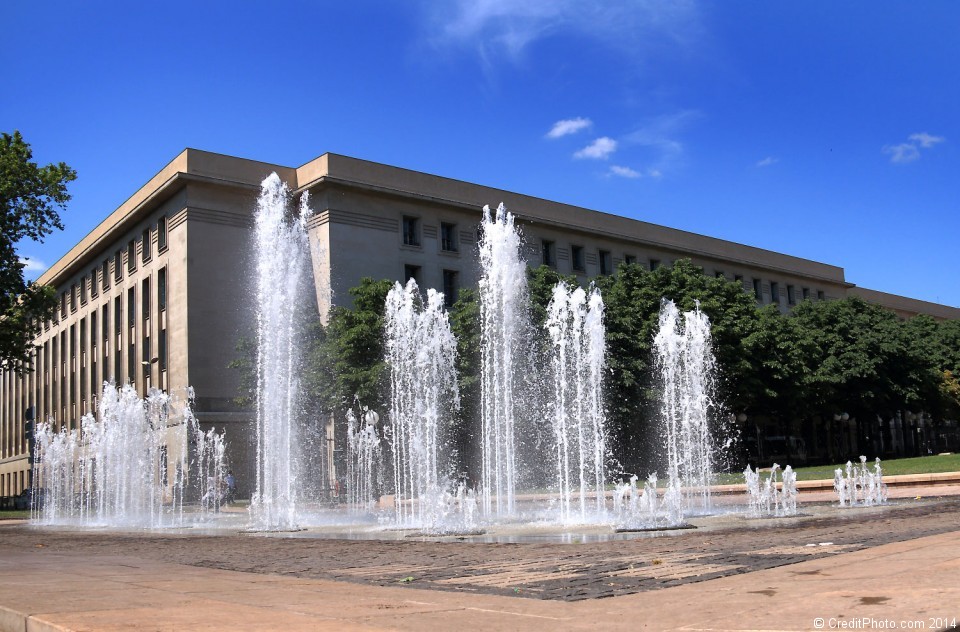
[1,131,76,371]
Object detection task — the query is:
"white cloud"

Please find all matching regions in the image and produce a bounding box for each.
[883,132,945,164]
[755,156,778,168]
[909,132,944,148]
[421,0,702,65]
[622,109,700,174]
[609,165,641,178]
[19,256,47,273]
[647,168,663,179]
[546,117,592,139]
[574,137,617,160]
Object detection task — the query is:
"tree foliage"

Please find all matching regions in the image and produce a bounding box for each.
[0,131,76,371]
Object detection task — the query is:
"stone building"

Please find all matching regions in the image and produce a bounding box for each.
[1,148,957,498]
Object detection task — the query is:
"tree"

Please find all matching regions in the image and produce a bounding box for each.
[1,131,76,371]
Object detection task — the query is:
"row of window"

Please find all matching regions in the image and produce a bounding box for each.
[402,216,460,252]
[37,268,169,427]
[748,278,825,305]
[403,264,460,308]
[48,217,167,329]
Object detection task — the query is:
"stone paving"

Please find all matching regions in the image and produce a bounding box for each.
[4,497,959,603]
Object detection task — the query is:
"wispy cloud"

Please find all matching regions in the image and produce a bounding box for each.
[622,109,700,173]
[421,1,702,66]
[883,132,945,164]
[574,137,617,160]
[546,117,592,139]
[19,256,47,272]
[609,165,641,178]
[755,156,778,168]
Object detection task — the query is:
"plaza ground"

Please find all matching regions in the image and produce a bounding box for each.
[1,479,958,631]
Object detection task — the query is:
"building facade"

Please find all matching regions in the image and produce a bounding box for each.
[1,148,957,498]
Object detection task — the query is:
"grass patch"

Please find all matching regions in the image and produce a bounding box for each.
[718,453,960,485]
[0,510,31,521]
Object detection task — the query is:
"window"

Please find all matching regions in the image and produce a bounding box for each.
[770,282,780,303]
[571,245,585,272]
[624,254,637,265]
[127,241,136,273]
[142,228,151,263]
[753,278,763,301]
[91,270,98,299]
[158,268,167,312]
[442,269,459,308]
[80,277,88,305]
[817,290,825,300]
[69,284,77,312]
[159,328,167,372]
[402,216,420,247]
[599,250,612,275]
[403,264,421,284]
[787,285,796,305]
[102,260,111,291]
[114,251,122,281]
[734,274,744,284]
[128,287,136,328]
[157,216,167,252]
[60,292,67,318]
[802,287,810,300]
[715,270,725,279]
[542,240,556,267]
[142,279,150,322]
[649,259,661,271]
[440,222,458,252]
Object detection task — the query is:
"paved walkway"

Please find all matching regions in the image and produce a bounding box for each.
[1,481,958,631]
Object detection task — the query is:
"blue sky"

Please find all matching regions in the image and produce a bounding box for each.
[3,1,958,307]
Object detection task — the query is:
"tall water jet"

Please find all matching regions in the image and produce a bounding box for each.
[346,407,383,513]
[477,204,528,517]
[744,464,798,517]
[250,173,313,530]
[32,383,224,528]
[384,279,460,528]
[654,300,717,519]
[545,281,608,523]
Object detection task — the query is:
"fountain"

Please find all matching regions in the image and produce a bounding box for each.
[545,281,608,523]
[477,203,529,518]
[383,279,461,529]
[346,407,383,513]
[744,464,798,517]
[834,456,887,507]
[249,173,313,530]
[32,383,224,527]
[652,300,718,523]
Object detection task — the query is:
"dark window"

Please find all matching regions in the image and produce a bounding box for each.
[127,241,136,273]
[599,250,612,275]
[402,216,420,246]
[60,292,67,318]
[159,329,167,372]
[734,274,744,283]
[542,240,556,267]
[624,254,636,265]
[571,246,585,272]
[128,287,135,328]
[753,278,763,301]
[650,259,661,271]
[142,229,151,263]
[787,285,796,305]
[142,279,150,325]
[817,290,825,300]
[440,222,458,252]
[715,270,725,279]
[158,268,167,312]
[128,341,136,387]
[70,284,77,312]
[90,270,98,299]
[770,282,780,303]
[80,277,88,305]
[157,216,167,252]
[143,333,151,379]
[404,264,421,284]
[114,251,123,281]
[102,260,111,291]
[442,269,459,308]
[802,287,810,300]
[114,297,122,335]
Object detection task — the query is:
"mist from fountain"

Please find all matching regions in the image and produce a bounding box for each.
[546,281,608,523]
[654,300,718,521]
[384,279,461,529]
[249,173,313,530]
[477,203,528,518]
[32,383,224,527]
